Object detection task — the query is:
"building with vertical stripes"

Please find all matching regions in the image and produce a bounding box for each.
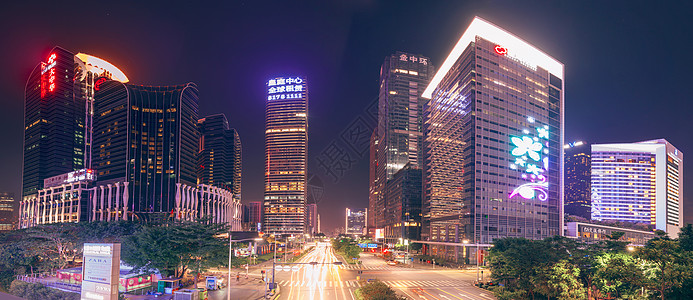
[421,17,564,261]
[373,52,434,232]
[198,114,242,200]
[263,76,308,237]
[591,139,683,236]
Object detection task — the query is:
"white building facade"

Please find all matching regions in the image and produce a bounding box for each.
[591,139,683,236]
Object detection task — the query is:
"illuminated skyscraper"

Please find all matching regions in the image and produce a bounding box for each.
[198,114,242,199]
[564,142,591,219]
[591,139,683,236]
[368,129,378,231]
[346,208,367,236]
[22,46,128,208]
[384,164,422,243]
[92,81,204,222]
[22,47,125,198]
[0,193,16,231]
[373,52,434,231]
[263,76,308,237]
[422,17,564,259]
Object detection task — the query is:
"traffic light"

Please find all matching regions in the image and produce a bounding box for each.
[261,270,265,274]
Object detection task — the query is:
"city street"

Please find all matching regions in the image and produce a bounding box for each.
[268,243,495,300]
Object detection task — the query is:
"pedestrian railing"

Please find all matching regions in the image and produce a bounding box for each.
[16,274,81,293]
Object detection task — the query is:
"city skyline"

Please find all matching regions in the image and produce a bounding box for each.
[0,1,692,233]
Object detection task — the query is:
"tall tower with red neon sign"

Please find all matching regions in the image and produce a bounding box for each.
[22,46,129,203]
[422,17,564,257]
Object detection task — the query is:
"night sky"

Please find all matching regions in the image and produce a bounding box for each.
[1,1,691,233]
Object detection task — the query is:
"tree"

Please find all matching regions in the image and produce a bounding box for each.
[356,280,404,300]
[637,237,693,300]
[9,280,79,300]
[171,221,228,285]
[122,225,181,277]
[78,221,142,243]
[343,244,362,260]
[121,221,229,279]
[591,252,646,299]
[25,223,83,270]
[546,260,587,300]
[489,237,570,299]
[678,224,693,252]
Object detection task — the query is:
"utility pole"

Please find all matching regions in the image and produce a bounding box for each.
[228,234,232,300]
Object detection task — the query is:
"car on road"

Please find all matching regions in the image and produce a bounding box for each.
[386,260,397,266]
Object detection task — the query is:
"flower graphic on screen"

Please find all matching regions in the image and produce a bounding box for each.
[511,136,543,161]
[537,127,549,139]
[526,164,543,175]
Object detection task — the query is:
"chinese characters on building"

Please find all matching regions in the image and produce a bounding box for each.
[399,54,428,65]
[267,77,305,101]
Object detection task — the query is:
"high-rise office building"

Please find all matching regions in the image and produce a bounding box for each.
[346,208,367,236]
[591,139,683,236]
[564,142,591,219]
[91,80,238,225]
[373,51,434,231]
[198,114,242,199]
[306,203,318,235]
[248,201,262,231]
[263,76,308,237]
[22,47,128,201]
[0,193,16,231]
[422,17,564,260]
[384,164,423,243]
[368,129,378,231]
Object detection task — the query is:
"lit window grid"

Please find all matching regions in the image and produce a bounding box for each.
[264,77,308,236]
[591,152,656,224]
[424,37,563,244]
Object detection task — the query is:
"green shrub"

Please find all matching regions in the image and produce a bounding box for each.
[9,280,79,300]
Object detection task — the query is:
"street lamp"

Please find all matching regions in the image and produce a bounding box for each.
[228,235,262,300]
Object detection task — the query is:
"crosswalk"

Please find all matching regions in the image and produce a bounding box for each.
[277,280,471,288]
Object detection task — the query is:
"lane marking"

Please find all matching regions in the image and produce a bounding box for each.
[419,288,444,300]
[437,288,466,300]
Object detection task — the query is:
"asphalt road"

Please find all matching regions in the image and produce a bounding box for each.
[270,243,495,300]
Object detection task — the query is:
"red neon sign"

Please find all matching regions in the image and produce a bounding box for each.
[494,45,507,55]
[41,53,57,98]
[47,53,56,92]
[94,77,108,91]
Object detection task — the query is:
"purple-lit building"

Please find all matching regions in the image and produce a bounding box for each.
[263,76,308,237]
[422,17,564,260]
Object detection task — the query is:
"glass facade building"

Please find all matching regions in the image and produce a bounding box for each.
[372,52,434,231]
[264,76,308,237]
[197,114,242,199]
[591,139,683,236]
[565,150,591,219]
[23,47,85,199]
[422,17,564,260]
[0,193,16,231]
[22,46,129,221]
[345,208,367,236]
[93,81,199,221]
[384,165,422,243]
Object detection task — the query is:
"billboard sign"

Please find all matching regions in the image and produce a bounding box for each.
[375,229,384,239]
[81,243,120,300]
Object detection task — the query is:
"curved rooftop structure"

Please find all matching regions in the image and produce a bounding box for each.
[423,17,563,99]
[75,53,129,83]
